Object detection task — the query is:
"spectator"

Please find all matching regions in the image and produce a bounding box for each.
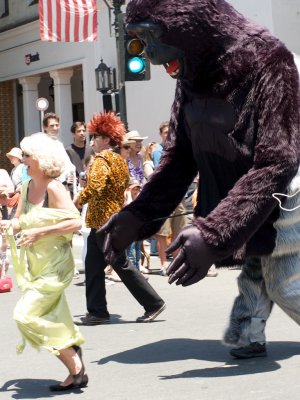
[65,121,94,198]
[124,130,148,184]
[152,122,187,275]
[0,169,14,275]
[124,178,149,276]
[77,154,94,280]
[6,147,28,191]
[0,169,14,214]
[143,142,159,181]
[5,147,29,219]
[43,113,76,191]
[152,121,169,168]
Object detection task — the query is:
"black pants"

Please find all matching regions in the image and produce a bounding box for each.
[85,229,164,318]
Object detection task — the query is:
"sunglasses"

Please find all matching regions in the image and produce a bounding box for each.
[122,145,131,150]
[22,152,30,158]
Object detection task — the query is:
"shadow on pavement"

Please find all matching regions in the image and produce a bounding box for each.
[97,338,300,378]
[0,378,86,399]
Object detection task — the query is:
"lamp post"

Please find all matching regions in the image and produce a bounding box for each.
[95,58,119,113]
[112,0,128,128]
[100,0,127,126]
[95,59,114,93]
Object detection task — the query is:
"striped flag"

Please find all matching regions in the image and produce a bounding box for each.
[39,0,97,42]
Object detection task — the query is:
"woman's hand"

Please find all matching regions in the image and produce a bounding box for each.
[17,228,41,247]
[0,220,10,233]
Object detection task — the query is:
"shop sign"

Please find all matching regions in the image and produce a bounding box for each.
[25,52,40,65]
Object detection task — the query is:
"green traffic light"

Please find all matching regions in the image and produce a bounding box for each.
[128,57,145,73]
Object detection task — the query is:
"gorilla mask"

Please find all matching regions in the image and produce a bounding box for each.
[126,20,185,79]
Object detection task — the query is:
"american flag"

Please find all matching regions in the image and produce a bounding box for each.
[39,0,97,42]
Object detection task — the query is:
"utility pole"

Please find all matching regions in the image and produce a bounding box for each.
[112,0,128,128]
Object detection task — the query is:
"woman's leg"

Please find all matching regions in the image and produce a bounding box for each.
[56,347,82,386]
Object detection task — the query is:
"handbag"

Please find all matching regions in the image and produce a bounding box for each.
[0,276,13,293]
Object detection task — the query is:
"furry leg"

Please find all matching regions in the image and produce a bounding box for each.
[262,253,300,325]
[223,258,273,347]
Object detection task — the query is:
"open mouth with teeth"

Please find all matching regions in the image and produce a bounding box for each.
[164,59,181,78]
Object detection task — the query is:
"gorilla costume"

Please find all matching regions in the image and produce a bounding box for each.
[100,0,300,357]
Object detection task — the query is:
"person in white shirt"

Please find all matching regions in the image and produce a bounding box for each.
[43,113,76,188]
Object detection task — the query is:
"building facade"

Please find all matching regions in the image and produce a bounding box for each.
[0,0,299,170]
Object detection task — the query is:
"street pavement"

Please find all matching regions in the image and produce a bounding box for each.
[1,235,300,399]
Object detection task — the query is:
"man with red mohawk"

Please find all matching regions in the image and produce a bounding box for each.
[75,111,165,325]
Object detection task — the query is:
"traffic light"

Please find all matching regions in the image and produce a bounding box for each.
[118,14,151,82]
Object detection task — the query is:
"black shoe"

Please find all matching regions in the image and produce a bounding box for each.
[50,346,89,391]
[75,314,110,326]
[230,342,267,359]
[136,303,166,323]
[49,374,88,392]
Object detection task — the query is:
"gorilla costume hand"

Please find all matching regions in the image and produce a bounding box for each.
[166,226,215,286]
[96,210,144,265]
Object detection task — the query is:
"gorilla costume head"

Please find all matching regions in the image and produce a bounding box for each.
[125,0,285,88]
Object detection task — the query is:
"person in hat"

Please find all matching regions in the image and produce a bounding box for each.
[6,147,28,193]
[113,136,136,161]
[74,111,165,325]
[125,130,148,184]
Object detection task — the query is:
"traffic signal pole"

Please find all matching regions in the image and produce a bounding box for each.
[112,0,128,128]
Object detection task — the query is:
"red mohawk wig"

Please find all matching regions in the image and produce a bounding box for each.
[87,111,125,147]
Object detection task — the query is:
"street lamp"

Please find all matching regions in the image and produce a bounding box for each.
[102,0,128,127]
[95,59,114,94]
[95,58,119,113]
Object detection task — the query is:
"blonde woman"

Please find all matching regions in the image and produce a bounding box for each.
[143,142,159,181]
[0,133,88,392]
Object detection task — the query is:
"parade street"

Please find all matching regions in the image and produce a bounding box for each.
[1,235,300,400]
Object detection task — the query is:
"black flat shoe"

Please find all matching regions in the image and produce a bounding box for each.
[49,374,88,392]
[49,347,88,392]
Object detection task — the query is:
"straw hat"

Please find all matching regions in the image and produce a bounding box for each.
[6,147,23,161]
[125,130,148,141]
[122,137,136,146]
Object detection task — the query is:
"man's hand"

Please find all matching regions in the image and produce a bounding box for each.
[166,226,215,286]
[96,210,144,265]
[73,193,82,209]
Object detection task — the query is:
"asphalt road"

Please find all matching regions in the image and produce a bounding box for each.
[1,235,300,400]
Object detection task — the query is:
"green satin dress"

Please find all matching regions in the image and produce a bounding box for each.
[6,180,84,355]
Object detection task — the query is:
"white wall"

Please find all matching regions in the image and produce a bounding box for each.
[229,0,274,31]
[126,65,176,139]
[273,0,300,53]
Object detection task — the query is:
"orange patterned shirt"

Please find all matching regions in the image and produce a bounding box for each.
[79,150,129,228]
